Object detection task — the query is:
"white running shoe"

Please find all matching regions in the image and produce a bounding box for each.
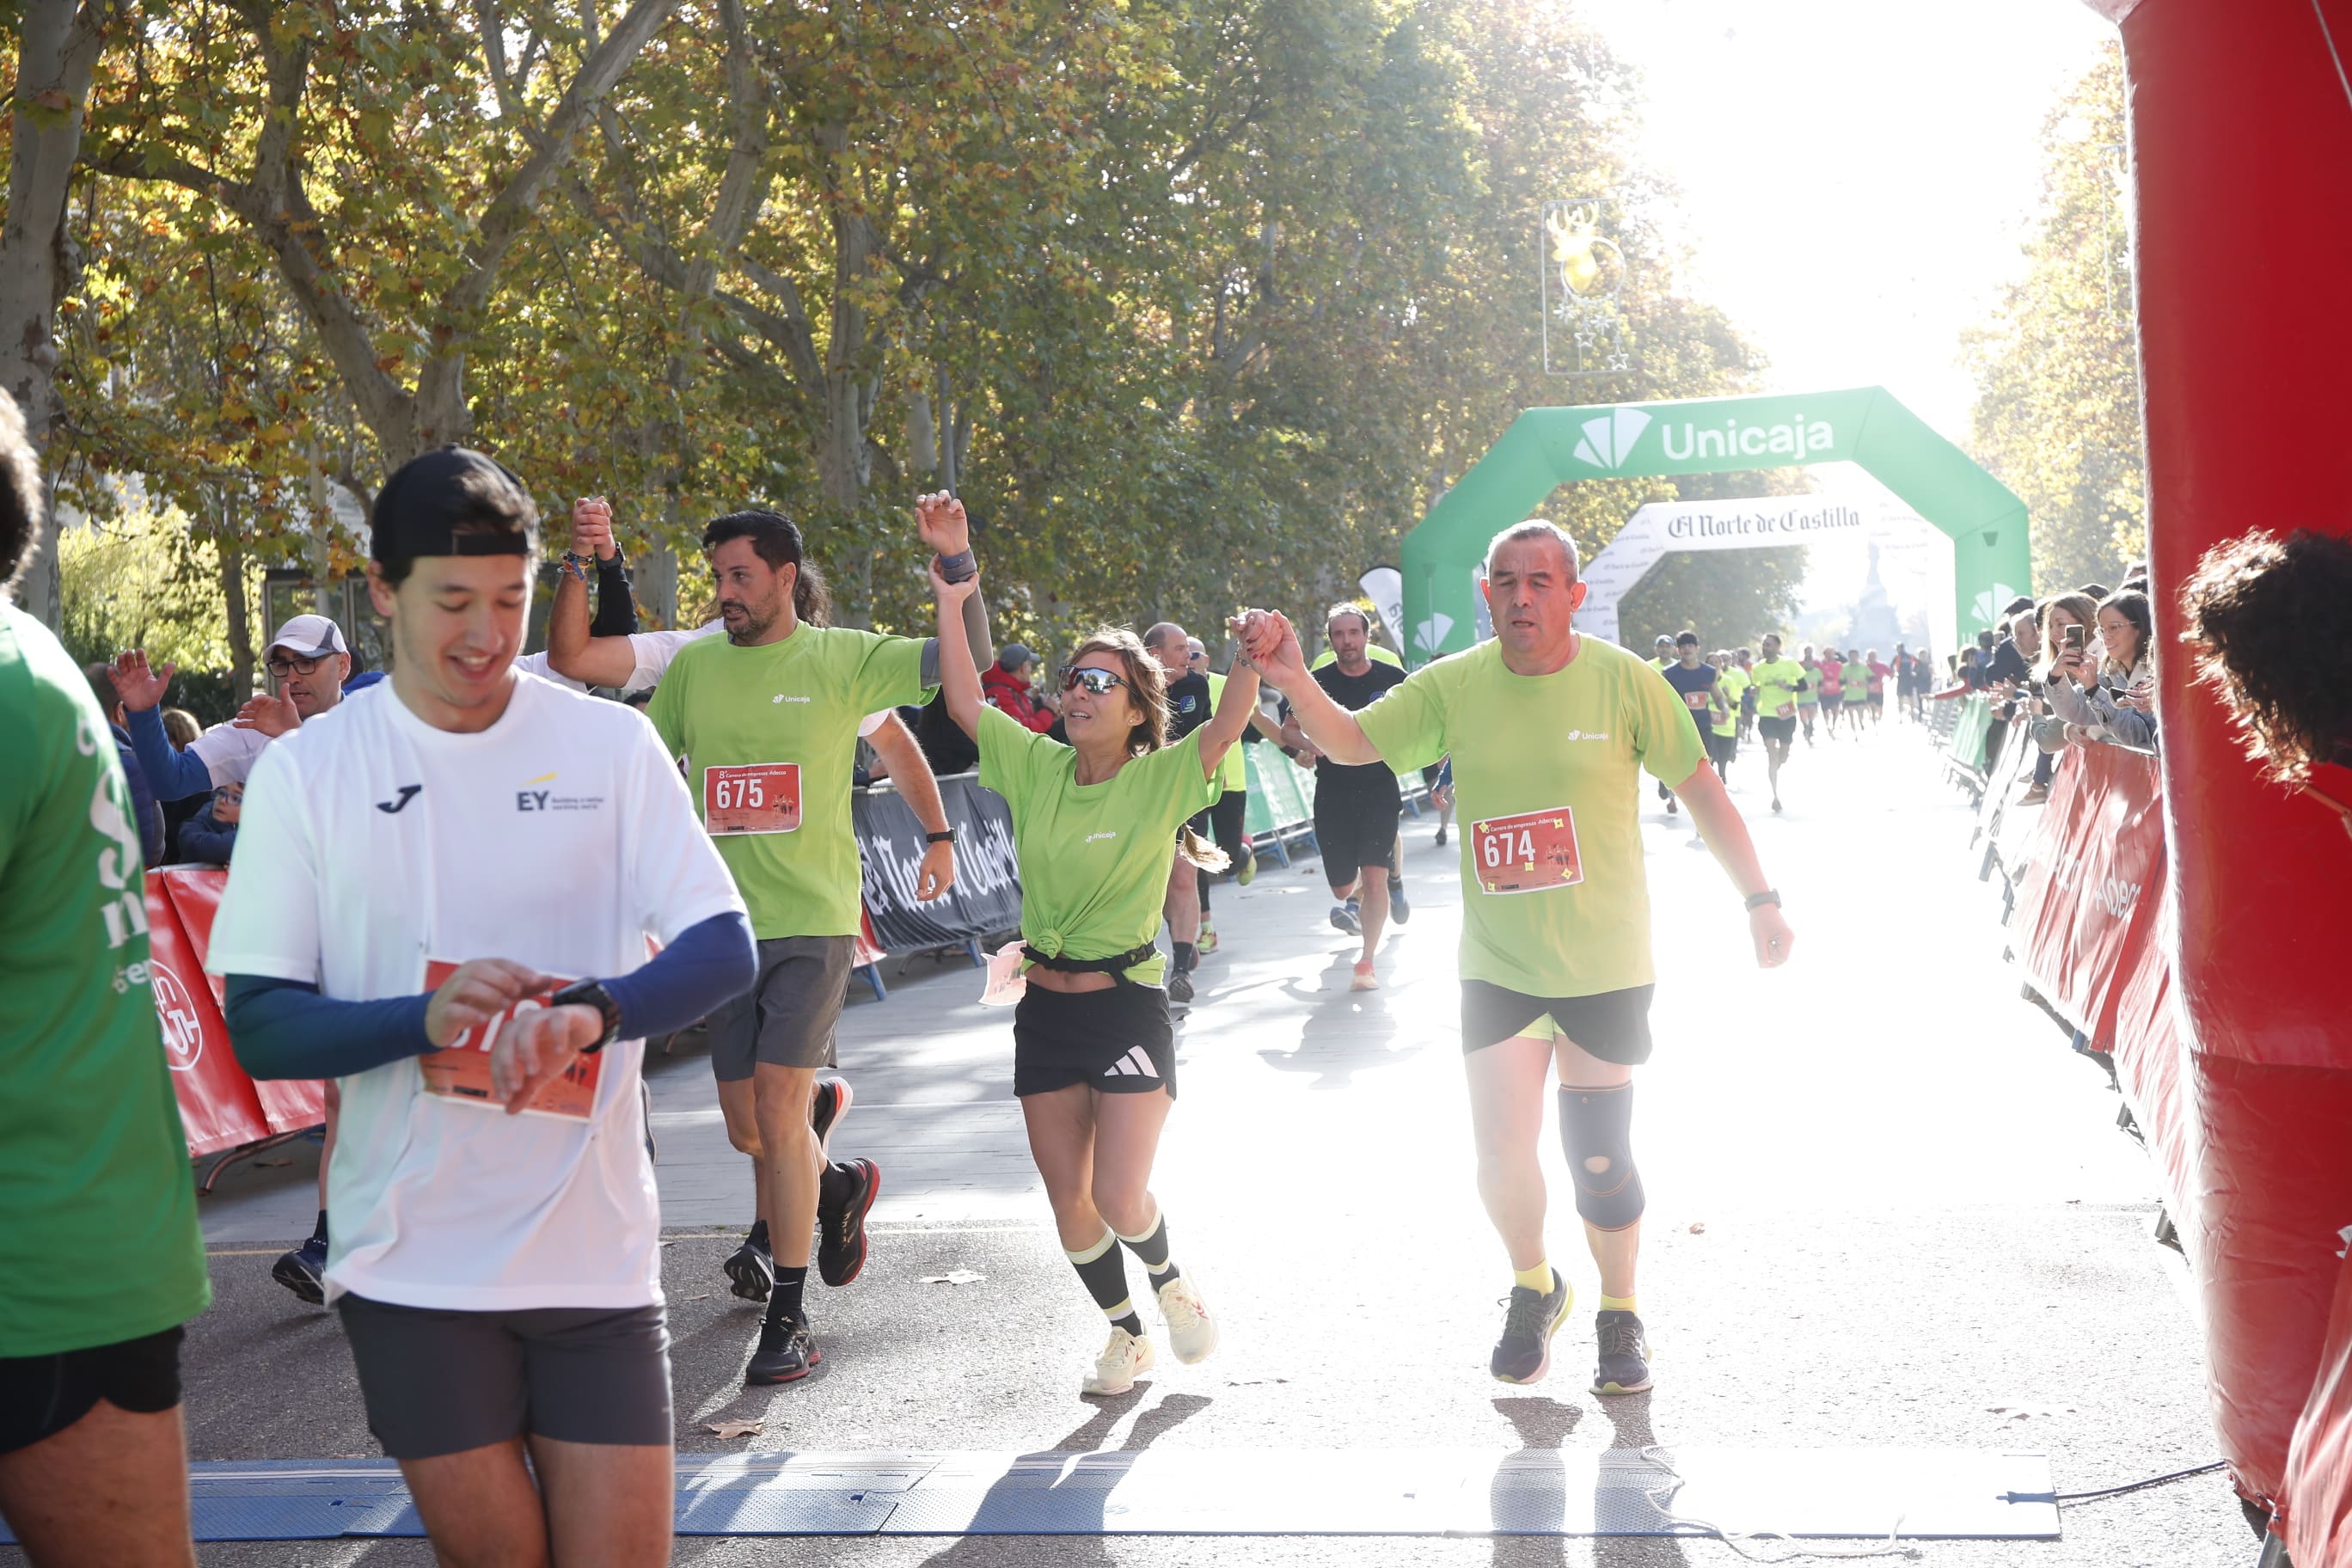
[1082,1326,1155,1396]
[1157,1276,1220,1365]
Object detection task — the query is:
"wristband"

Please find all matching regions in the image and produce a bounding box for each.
[925,829,957,845]
[935,548,977,584]
[560,553,592,582]
[1744,890,1781,912]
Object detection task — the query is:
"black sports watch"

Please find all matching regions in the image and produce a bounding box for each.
[925,828,957,845]
[1744,889,1782,912]
[548,978,623,1055]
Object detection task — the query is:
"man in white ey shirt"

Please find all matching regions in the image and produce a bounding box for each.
[209,446,756,1565]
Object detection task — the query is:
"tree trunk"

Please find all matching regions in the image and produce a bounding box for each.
[0,0,109,627]
[306,445,337,614]
[217,505,254,701]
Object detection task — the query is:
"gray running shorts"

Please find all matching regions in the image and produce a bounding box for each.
[706,934,856,1081]
[335,1295,671,1460]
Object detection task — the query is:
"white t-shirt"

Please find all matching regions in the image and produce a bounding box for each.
[206,671,744,1311]
[187,721,270,787]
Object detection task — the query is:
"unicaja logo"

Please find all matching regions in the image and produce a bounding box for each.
[1660,412,1835,462]
[1572,408,1651,471]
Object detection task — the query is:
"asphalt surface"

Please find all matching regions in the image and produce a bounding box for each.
[7,719,2257,1565]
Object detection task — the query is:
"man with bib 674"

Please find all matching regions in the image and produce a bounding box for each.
[1242,520,1793,1394]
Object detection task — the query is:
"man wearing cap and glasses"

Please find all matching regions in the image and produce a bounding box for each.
[207,444,756,1566]
[111,613,355,809]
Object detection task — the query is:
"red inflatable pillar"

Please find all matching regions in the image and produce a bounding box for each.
[2095,0,2352,1510]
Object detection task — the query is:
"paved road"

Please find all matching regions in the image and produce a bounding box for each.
[23,721,2256,1565]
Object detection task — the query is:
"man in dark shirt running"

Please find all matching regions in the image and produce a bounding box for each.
[1281,604,1408,990]
[1658,634,1727,821]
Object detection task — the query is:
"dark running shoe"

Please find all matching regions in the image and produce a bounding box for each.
[724,1234,775,1302]
[1594,1309,1653,1395]
[1389,883,1411,925]
[1329,901,1360,936]
[811,1077,852,1153]
[1490,1269,1572,1385]
[1168,966,1195,1003]
[746,1313,820,1385]
[817,1158,879,1287]
[1434,825,1448,848]
[272,1235,328,1307]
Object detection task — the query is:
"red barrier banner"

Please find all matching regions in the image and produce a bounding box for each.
[158,867,327,1136]
[2012,746,2165,1050]
[144,876,271,1156]
[2109,867,2194,1231]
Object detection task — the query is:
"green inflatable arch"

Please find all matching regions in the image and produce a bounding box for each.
[1400,387,2030,664]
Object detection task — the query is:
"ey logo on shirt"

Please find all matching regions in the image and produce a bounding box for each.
[515,772,607,814]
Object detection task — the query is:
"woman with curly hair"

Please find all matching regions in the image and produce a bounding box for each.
[2182,529,2352,833]
[928,556,1263,1398]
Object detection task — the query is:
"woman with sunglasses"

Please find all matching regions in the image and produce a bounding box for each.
[928,561,1262,1397]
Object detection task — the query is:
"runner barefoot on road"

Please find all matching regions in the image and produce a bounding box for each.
[928,560,1256,1399]
[1242,520,1794,1394]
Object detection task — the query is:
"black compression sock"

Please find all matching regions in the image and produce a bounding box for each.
[765,1265,809,1328]
[1118,1215,1180,1289]
[311,1208,329,1244]
[1173,941,1197,973]
[1067,1228,1142,1335]
[747,1218,770,1252]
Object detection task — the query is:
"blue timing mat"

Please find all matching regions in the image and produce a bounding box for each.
[0,1448,2060,1542]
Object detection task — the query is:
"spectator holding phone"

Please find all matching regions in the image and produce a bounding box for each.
[2045,589,2157,750]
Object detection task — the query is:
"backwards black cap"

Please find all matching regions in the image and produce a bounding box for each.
[370,445,538,564]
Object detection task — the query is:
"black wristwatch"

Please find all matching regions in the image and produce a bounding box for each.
[1744,890,1782,912]
[925,828,957,845]
[548,978,623,1055]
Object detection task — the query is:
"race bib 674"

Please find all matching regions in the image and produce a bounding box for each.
[1471,805,1584,896]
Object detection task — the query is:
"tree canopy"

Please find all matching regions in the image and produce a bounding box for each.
[9,0,1779,665]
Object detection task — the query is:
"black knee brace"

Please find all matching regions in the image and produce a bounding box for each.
[1559,1083,1645,1231]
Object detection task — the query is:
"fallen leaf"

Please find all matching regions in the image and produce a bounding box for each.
[1687,1222,1707,1234]
[686,1294,710,1302]
[705,1418,764,1439]
[921,1270,984,1286]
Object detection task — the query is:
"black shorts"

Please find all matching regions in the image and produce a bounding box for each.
[0,1325,185,1456]
[335,1295,673,1461]
[1314,780,1400,889]
[1013,983,1177,1099]
[1704,730,1737,769]
[706,934,854,1079]
[1461,979,1656,1066]
[1758,715,1797,744]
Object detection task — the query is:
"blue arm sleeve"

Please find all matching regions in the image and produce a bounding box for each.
[591,555,640,638]
[126,704,220,802]
[224,976,435,1081]
[601,911,757,1042]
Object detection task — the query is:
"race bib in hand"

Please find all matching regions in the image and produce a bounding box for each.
[1471,805,1584,896]
[419,959,600,1122]
[704,762,801,835]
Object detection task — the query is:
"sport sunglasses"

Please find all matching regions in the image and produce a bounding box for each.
[1062,667,1130,695]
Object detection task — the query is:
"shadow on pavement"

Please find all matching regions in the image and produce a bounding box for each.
[1257,953,1421,1090]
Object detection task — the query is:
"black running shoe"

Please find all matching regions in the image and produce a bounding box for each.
[746,1312,820,1385]
[817,1158,879,1287]
[1389,884,1412,925]
[724,1234,775,1302]
[811,1077,851,1153]
[1593,1309,1653,1394]
[271,1235,328,1307]
[1168,968,1195,1003]
[1490,1269,1572,1385]
[1434,825,1447,848]
[1666,797,1679,816]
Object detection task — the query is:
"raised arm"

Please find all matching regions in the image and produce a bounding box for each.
[546,498,646,689]
[930,565,985,739]
[1195,660,1261,781]
[1236,610,1382,765]
[867,714,957,901]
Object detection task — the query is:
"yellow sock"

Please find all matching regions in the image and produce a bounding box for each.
[1601,1292,1638,1314]
[1513,1261,1555,1293]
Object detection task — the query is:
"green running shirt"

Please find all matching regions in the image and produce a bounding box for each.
[649,625,931,938]
[976,705,1219,986]
[1749,657,1807,720]
[1355,636,1704,998]
[1712,669,1749,738]
[0,605,210,1356]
